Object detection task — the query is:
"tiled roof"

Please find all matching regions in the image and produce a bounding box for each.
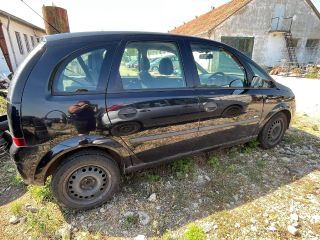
[170,0,320,36]
[170,0,253,36]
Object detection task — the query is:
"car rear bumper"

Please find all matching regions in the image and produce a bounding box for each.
[10,143,43,185]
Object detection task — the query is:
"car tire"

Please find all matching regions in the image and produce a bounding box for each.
[259,112,288,149]
[51,150,121,210]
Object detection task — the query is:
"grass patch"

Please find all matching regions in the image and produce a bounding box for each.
[172,158,194,178]
[10,201,23,216]
[305,72,319,79]
[183,224,206,240]
[147,174,160,183]
[12,174,25,188]
[256,159,266,169]
[241,140,260,154]
[207,155,222,171]
[25,203,62,239]
[226,164,236,173]
[28,181,53,203]
[123,213,139,229]
[0,96,6,114]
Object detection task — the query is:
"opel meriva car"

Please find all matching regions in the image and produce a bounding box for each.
[6,32,295,209]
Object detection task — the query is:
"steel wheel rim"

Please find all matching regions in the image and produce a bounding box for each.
[65,165,111,204]
[267,118,284,144]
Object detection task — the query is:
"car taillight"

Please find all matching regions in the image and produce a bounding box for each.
[107,104,123,112]
[13,137,26,147]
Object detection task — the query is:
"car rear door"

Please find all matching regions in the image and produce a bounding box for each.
[106,35,200,165]
[186,40,264,150]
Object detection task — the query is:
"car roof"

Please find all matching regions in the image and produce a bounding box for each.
[43,31,218,46]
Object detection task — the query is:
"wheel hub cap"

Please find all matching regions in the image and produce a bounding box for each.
[267,119,283,143]
[67,166,108,200]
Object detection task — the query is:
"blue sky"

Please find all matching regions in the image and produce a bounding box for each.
[2,0,320,32]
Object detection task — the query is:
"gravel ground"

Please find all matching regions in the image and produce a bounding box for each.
[0,114,319,240]
[272,76,320,121]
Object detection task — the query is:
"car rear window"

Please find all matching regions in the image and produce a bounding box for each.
[53,47,112,94]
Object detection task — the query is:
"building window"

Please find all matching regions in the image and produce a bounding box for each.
[15,32,24,55]
[221,37,254,58]
[30,36,35,47]
[306,39,320,48]
[292,39,299,48]
[24,34,30,52]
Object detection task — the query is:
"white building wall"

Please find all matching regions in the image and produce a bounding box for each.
[0,15,45,71]
[206,0,320,67]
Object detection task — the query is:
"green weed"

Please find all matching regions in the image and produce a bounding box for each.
[12,174,25,187]
[208,155,221,171]
[123,213,139,229]
[25,203,62,238]
[172,158,194,177]
[28,181,53,203]
[147,174,160,183]
[242,140,259,154]
[183,223,206,240]
[0,97,6,114]
[226,164,236,173]
[10,201,23,216]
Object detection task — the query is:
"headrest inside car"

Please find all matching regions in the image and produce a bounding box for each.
[159,57,174,75]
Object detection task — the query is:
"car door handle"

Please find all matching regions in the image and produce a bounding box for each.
[118,108,137,118]
[140,109,151,112]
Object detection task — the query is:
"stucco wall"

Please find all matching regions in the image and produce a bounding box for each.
[207,0,320,67]
[0,15,45,71]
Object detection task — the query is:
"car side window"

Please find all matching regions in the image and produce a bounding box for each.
[249,63,273,88]
[119,41,186,90]
[191,43,246,88]
[53,48,109,93]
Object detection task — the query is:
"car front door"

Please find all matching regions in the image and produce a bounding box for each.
[106,36,200,165]
[188,41,264,150]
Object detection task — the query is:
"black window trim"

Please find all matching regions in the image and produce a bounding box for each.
[109,39,192,93]
[189,41,251,90]
[50,43,117,96]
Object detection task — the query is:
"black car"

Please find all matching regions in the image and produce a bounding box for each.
[3,32,295,210]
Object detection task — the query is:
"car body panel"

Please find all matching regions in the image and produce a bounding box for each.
[6,32,295,185]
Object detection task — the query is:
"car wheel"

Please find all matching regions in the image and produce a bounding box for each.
[110,122,141,136]
[259,112,288,149]
[51,150,120,210]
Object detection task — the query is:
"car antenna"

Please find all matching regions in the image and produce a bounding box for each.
[20,0,61,34]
